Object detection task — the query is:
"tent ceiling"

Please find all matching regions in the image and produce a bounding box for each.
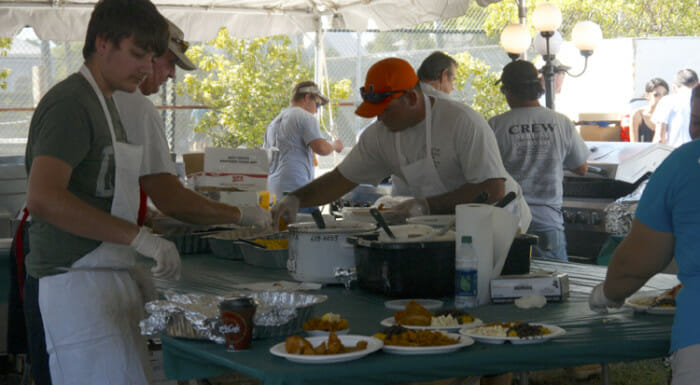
[0,0,502,41]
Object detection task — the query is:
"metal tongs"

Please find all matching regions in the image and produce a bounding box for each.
[494,191,517,208]
[369,208,395,239]
[310,208,326,229]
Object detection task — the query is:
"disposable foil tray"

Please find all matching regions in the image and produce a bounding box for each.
[141,291,327,342]
[239,233,288,269]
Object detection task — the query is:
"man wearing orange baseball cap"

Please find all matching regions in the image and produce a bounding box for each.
[271,58,530,233]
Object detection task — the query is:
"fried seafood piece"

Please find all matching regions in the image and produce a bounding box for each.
[285,335,314,355]
[652,284,683,307]
[326,332,343,354]
[285,332,368,355]
[394,300,435,326]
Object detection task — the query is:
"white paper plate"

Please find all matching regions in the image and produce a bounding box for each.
[460,323,566,345]
[384,299,443,311]
[624,293,675,315]
[305,328,350,337]
[269,335,383,364]
[382,333,474,355]
[406,215,455,228]
[381,316,483,333]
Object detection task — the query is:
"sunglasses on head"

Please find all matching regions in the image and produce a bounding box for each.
[360,85,409,104]
[171,36,189,53]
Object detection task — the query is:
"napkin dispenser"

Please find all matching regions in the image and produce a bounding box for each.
[490,273,569,303]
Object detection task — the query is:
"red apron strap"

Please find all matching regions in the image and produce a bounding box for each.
[137,186,148,226]
[14,207,30,301]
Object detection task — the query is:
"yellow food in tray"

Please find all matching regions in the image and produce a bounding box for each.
[252,238,288,250]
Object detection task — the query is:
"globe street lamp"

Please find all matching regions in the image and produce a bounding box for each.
[499,2,603,110]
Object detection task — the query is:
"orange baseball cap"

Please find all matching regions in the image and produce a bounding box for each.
[355,58,419,118]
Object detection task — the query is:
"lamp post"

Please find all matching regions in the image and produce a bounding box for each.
[499,2,603,110]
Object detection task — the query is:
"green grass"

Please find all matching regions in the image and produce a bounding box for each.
[524,359,670,385]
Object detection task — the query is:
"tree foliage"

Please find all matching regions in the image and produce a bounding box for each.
[453,0,699,119]
[453,52,507,121]
[176,29,351,148]
[0,38,11,90]
[480,0,700,40]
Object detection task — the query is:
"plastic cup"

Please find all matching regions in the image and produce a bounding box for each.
[219,297,257,351]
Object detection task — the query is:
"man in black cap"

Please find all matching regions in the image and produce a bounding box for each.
[489,60,589,262]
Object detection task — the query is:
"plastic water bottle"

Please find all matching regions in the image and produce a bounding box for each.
[455,235,478,308]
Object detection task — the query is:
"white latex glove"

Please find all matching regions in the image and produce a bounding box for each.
[392,198,430,218]
[588,283,622,313]
[130,227,182,280]
[271,194,300,228]
[238,206,273,229]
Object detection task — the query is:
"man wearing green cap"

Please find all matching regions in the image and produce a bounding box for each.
[271,57,530,233]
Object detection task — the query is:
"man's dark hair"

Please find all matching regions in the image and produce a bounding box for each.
[645,77,669,94]
[501,82,544,101]
[82,0,169,60]
[499,60,544,101]
[674,69,699,87]
[417,51,458,82]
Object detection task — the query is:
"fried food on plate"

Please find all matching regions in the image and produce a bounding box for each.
[394,300,434,326]
[284,332,368,355]
[302,313,350,332]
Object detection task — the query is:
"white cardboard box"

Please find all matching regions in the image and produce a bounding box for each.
[193,147,268,192]
[490,273,569,303]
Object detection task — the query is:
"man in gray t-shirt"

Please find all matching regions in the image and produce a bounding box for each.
[263,81,343,205]
[489,60,589,261]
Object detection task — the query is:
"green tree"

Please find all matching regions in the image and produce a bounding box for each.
[453,52,508,121]
[480,0,700,40]
[176,29,351,148]
[450,0,699,119]
[0,38,11,90]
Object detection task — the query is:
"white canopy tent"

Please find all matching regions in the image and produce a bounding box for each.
[0,0,504,41]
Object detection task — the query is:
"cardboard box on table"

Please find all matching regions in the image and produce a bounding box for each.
[576,112,622,142]
[490,273,570,303]
[183,148,269,207]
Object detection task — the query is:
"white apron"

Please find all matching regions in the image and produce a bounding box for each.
[38,65,150,385]
[392,94,448,199]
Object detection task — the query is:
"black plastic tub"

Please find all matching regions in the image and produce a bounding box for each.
[347,233,455,298]
[501,233,539,275]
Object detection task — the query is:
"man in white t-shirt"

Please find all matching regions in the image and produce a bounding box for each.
[490,60,589,261]
[113,19,271,229]
[652,69,699,147]
[271,58,531,232]
[263,81,343,204]
[417,51,458,99]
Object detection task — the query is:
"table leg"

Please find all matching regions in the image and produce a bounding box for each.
[517,372,528,385]
[601,363,610,385]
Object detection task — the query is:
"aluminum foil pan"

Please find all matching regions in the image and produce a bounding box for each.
[139,291,327,342]
[604,179,647,234]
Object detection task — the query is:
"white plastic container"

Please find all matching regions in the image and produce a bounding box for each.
[287,221,376,284]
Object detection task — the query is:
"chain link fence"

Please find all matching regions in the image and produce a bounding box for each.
[0,8,630,160]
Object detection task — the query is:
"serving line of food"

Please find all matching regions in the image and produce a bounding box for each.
[146,252,679,385]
